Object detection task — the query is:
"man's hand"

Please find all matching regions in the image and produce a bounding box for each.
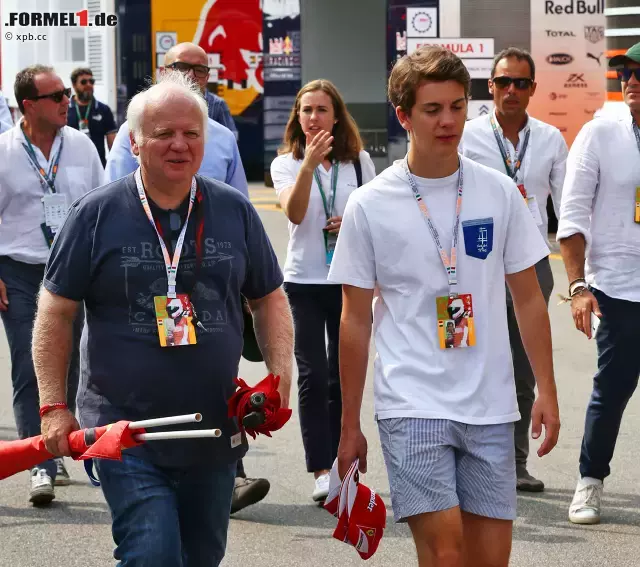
[531,392,560,457]
[571,289,601,339]
[278,385,290,410]
[337,426,368,479]
[41,409,80,456]
[0,277,8,312]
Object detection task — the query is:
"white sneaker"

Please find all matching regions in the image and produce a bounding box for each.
[569,477,603,525]
[29,469,55,506]
[312,473,330,502]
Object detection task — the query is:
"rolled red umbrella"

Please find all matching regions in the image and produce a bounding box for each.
[228,374,292,439]
[0,421,144,481]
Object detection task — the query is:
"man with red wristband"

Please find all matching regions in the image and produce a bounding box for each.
[31,71,293,567]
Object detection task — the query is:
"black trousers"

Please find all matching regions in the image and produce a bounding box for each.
[284,283,342,473]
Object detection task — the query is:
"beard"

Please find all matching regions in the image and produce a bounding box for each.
[77,90,92,103]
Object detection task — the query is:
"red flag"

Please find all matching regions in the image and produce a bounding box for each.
[0,421,144,481]
[227,374,292,439]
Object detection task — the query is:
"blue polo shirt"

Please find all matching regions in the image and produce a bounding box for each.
[43,173,283,467]
[67,97,117,167]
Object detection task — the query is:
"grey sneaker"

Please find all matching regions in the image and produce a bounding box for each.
[54,458,71,486]
[230,477,270,514]
[29,469,55,506]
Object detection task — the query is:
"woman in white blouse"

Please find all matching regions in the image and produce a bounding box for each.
[270,79,376,502]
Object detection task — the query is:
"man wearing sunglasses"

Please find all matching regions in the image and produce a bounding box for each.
[164,42,237,139]
[105,45,248,198]
[67,67,117,168]
[0,64,103,506]
[462,47,568,494]
[558,43,640,526]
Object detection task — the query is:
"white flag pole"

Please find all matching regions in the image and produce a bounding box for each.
[128,413,202,430]
[133,429,222,441]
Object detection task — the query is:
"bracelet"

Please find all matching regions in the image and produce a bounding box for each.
[568,278,587,297]
[39,402,68,418]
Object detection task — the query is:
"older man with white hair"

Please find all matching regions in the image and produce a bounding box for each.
[31,70,293,566]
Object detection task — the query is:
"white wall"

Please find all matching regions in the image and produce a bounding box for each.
[0,0,116,111]
[300,0,387,103]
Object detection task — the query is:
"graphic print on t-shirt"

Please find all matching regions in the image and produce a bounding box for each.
[120,236,235,336]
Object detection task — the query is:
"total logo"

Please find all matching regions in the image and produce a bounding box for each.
[564,73,588,88]
[545,30,576,37]
[549,92,568,101]
[547,53,573,65]
[545,0,604,15]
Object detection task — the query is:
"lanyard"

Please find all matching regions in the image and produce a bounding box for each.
[74,99,92,123]
[402,156,463,295]
[21,125,64,194]
[313,162,339,219]
[489,114,530,181]
[134,168,197,299]
[632,119,640,155]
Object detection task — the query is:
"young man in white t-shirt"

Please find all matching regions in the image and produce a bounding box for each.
[328,45,561,566]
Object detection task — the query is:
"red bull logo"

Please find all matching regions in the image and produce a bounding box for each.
[193,0,263,115]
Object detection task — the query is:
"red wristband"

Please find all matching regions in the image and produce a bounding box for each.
[39,402,68,418]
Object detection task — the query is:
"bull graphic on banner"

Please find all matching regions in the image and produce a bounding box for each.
[192,0,264,116]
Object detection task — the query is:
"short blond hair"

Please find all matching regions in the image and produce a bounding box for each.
[388,46,471,113]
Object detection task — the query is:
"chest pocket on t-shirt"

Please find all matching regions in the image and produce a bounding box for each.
[462,218,494,260]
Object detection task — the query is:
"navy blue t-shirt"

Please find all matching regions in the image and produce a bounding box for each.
[43,174,283,468]
[67,97,117,167]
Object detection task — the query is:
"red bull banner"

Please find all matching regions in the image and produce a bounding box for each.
[262,0,301,178]
[151,0,265,177]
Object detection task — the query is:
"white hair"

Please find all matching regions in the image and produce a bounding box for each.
[127,70,209,148]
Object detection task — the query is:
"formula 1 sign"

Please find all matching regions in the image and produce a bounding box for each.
[407,38,494,58]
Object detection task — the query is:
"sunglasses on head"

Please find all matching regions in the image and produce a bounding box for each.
[79,78,95,86]
[29,87,72,103]
[167,61,210,79]
[491,76,533,90]
[617,68,640,82]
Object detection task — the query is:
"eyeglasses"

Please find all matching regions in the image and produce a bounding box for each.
[29,87,72,103]
[79,78,95,86]
[491,76,534,90]
[167,62,210,79]
[617,68,640,82]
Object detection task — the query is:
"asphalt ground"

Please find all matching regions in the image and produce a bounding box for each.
[0,186,638,566]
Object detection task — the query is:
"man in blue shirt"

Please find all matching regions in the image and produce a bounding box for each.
[67,67,118,167]
[105,117,248,198]
[165,42,238,138]
[33,71,293,566]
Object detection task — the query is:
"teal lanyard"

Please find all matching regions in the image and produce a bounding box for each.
[74,98,92,124]
[21,124,64,194]
[313,163,339,219]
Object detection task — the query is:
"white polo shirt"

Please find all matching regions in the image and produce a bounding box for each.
[328,157,549,424]
[271,150,376,284]
[557,111,640,303]
[461,111,568,245]
[0,122,104,265]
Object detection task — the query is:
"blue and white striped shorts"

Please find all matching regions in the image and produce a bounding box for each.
[378,418,516,523]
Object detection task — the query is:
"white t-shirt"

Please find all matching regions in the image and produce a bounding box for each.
[271,150,376,284]
[328,156,550,425]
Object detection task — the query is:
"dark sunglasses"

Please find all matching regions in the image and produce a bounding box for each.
[617,68,640,82]
[79,78,95,85]
[29,87,72,103]
[491,76,533,90]
[167,61,210,79]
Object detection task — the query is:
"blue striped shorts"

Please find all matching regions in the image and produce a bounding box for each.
[378,418,516,523]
